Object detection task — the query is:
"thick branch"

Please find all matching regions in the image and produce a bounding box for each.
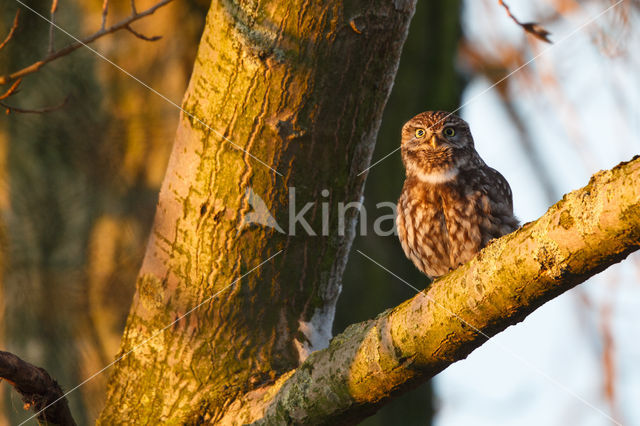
[224,156,640,424]
[0,351,76,426]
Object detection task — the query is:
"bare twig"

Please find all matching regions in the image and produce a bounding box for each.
[101,0,109,30]
[498,0,553,43]
[48,0,59,54]
[130,0,137,15]
[0,0,173,86]
[0,78,21,100]
[600,297,623,423]
[1,95,69,115]
[0,9,20,52]
[0,350,76,426]
[125,24,161,42]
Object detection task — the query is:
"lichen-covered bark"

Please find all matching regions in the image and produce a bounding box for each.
[100,0,416,422]
[233,156,640,424]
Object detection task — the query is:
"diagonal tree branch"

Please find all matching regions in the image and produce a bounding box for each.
[221,155,640,424]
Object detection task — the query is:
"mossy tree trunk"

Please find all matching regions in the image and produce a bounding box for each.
[100,0,417,423]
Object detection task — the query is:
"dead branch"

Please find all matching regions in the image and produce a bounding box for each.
[0,9,20,52]
[0,0,173,86]
[498,0,553,43]
[0,350,76,426]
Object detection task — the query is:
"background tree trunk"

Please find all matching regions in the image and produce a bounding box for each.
[0,0,204,422]
[100,0,417,422]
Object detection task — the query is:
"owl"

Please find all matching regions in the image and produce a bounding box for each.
[396,111,519,279]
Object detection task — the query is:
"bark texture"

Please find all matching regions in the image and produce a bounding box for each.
[223,156,640,424]
[100,0,417,423]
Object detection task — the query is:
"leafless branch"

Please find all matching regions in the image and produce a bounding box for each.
[498,0,553,43]
[48,0,59,54]
[101,0,109,30]
[0,78,21,101]
[125,24,161,42]
[0,9,20,52]
[130,0,138,15]
[0,0,173,86]
[1,95,69,115]
[600,278,624,424]
[0,350,76,426]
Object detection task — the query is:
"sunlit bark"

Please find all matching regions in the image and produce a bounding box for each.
[100,0,417,422]
[235,156,640,424]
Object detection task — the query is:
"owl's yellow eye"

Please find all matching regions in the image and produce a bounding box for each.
[415,129,426,138]
[443,127,456,138]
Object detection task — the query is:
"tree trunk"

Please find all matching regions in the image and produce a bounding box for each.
[100,0,417,423]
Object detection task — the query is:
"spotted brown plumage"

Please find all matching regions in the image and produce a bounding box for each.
[396,111,519,279]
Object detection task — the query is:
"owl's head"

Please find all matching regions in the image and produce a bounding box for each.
[400,111,476,178]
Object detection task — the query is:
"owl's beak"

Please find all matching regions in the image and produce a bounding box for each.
[429,134,439,149]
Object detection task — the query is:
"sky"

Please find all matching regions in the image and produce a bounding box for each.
[435,1,640,425]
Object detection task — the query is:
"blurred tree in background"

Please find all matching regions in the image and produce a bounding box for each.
[0,0,206,423]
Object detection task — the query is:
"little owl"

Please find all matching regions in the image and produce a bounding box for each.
[396,111,519,279]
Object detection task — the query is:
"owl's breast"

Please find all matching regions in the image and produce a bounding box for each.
[437,182,485,268]
[397,180,490,278]
[396,184,453,278]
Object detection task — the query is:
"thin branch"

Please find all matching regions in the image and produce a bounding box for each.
[1,95,69,114]
[222,156,640,424]
[101,0,110,30]
[125,24,161,42]
[498,0,553,43]
[0,9,20,52]
[130,0,137,15]
[0,350,76,426]
[0,78,21,100]
[48,0,59,54]
[0,0,173,86]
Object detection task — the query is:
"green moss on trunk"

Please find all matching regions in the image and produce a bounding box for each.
[100,0,417,423]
